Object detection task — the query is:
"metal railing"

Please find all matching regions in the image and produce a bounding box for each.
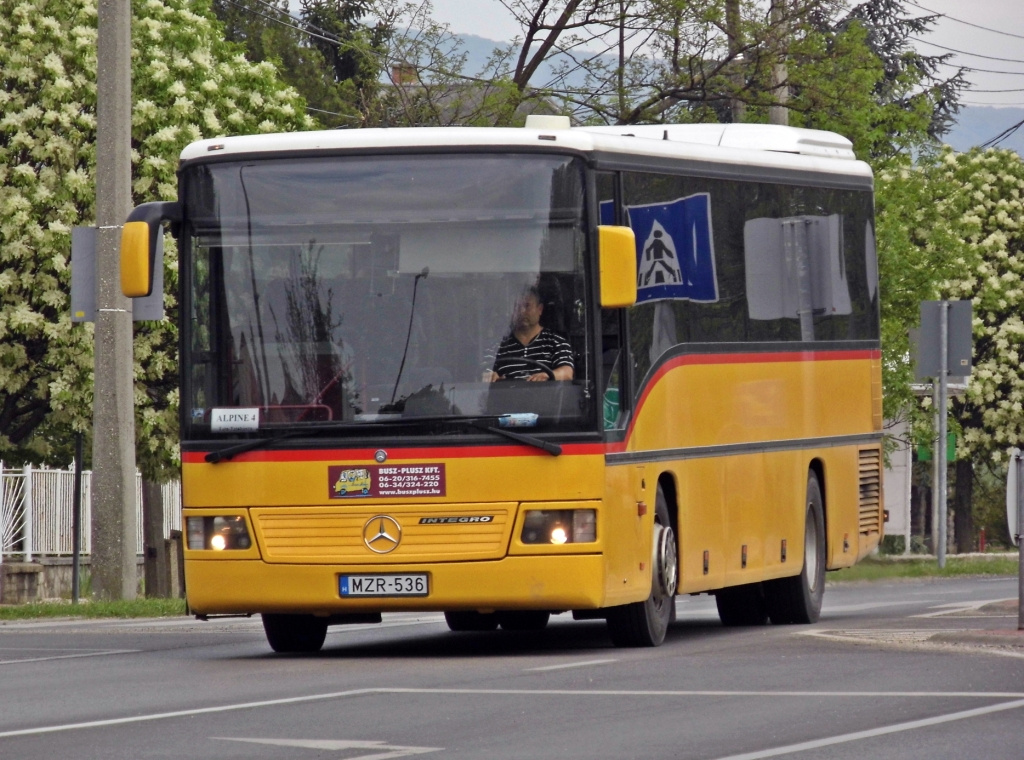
[0,462,181,561]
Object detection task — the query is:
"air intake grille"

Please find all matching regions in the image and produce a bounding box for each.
[858,448,882,535]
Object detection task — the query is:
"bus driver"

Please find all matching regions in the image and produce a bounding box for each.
[483,286,574,382]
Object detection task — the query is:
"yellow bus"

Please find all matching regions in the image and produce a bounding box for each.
[121,119,883,652]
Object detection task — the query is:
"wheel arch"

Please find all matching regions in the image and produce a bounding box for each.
[656,471,680,539]
[807,457,829,561]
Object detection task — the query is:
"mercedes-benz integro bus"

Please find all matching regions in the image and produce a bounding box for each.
[121,118,883,652]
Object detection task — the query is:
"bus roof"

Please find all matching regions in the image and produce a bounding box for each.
[179,123,871,180]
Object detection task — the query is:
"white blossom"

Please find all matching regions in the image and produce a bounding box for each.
[0,0,309,469]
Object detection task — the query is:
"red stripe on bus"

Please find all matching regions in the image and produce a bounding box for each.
[627,347,879,445]
[183,349,876,464]
[182,442,606,464]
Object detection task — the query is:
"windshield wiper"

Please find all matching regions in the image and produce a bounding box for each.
[205,430,303,463]
[470,421,562,456]
[425,415,560,456]
[354,413,561,456]
[204,423,355,463]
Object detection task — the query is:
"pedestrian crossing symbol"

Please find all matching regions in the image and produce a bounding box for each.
[627,193,718,305]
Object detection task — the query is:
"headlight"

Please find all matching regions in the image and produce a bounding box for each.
[186,516,252,550]
[521,509,596,545]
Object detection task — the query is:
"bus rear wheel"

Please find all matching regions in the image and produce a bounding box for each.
[262,613,328,653]
[606,489,677,647]
[764,471,826,625]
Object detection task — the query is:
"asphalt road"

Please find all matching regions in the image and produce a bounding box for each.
[0,576,1021,760]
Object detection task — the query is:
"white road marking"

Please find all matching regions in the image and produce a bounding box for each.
[798,629,960,644]
[708,698,1024,760]
[4,687,1024,739]
[976,648,1024,660]
[526,658,617,672]
[798,629,1024,659]
[0,649,140,665]
[214,737,441,758]
[0,688,381,739]
[378,687,1024,698]
[822,600,932,613]
[912,599,1013,618]
[0,613,445,633]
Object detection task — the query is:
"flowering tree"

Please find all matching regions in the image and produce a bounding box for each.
[0,0,312,476]
[935,148,1024,463]
[936,148,1024,549]
[876,146,1024,549]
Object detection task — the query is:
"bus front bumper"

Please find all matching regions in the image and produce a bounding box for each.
[184,554,610,616]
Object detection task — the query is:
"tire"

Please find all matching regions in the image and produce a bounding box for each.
[606,486,678,647]
[715,582,768,626]
[444,611,499,632]
[765,471,826,625]
[497,611,550,631]
[261,613,328,653]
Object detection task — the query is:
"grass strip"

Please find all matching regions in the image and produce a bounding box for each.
[829,554,1019,583]
[0,597,187,620]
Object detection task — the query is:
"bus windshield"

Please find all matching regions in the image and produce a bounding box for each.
[182,153,594,437]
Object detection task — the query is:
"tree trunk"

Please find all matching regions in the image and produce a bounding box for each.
[952,458,975,553]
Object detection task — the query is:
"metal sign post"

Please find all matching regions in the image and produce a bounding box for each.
[917,300,973,568]
[1005,449,1023,630]
[936,302,949,568]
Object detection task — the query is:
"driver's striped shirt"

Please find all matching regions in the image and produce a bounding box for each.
[488,328,574,380]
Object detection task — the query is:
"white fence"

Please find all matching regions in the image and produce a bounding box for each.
[0,463,181,560]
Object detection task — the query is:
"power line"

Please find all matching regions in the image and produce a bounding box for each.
[961,99,1024,107]
[219,0,343,47]
[246,0,349,47]
[980,118,1024,148]
[906,0,1024,42]
[934,60,1024,76]
[911,37,1024,65]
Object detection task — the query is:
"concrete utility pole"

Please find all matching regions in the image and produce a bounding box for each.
[93,0,138,600]
[769,1,789,126]
[726,0,745,123]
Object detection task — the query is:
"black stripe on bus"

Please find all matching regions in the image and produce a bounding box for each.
[605,432,883,465]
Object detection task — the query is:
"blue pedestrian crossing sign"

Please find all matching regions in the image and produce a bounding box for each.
[626,194,719,304]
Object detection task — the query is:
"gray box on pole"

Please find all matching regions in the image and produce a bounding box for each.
[71,227,96,322]
[72,226,164,322]
[916,300,973,379]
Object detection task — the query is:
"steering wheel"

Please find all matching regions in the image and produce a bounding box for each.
[493,356,555,381]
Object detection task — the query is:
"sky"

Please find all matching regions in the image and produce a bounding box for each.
[425,0,1024,109]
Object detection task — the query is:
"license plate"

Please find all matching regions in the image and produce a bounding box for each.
[339,573,429,597]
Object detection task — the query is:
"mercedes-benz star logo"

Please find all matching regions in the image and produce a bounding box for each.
[363,515,402,554]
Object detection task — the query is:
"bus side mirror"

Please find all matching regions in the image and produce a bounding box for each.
[120,201,182,297]
[598,225,637,308]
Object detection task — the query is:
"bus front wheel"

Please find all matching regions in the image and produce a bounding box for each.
[606,488,677,647]
[262,613,328,653]
[764,471,826,624]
